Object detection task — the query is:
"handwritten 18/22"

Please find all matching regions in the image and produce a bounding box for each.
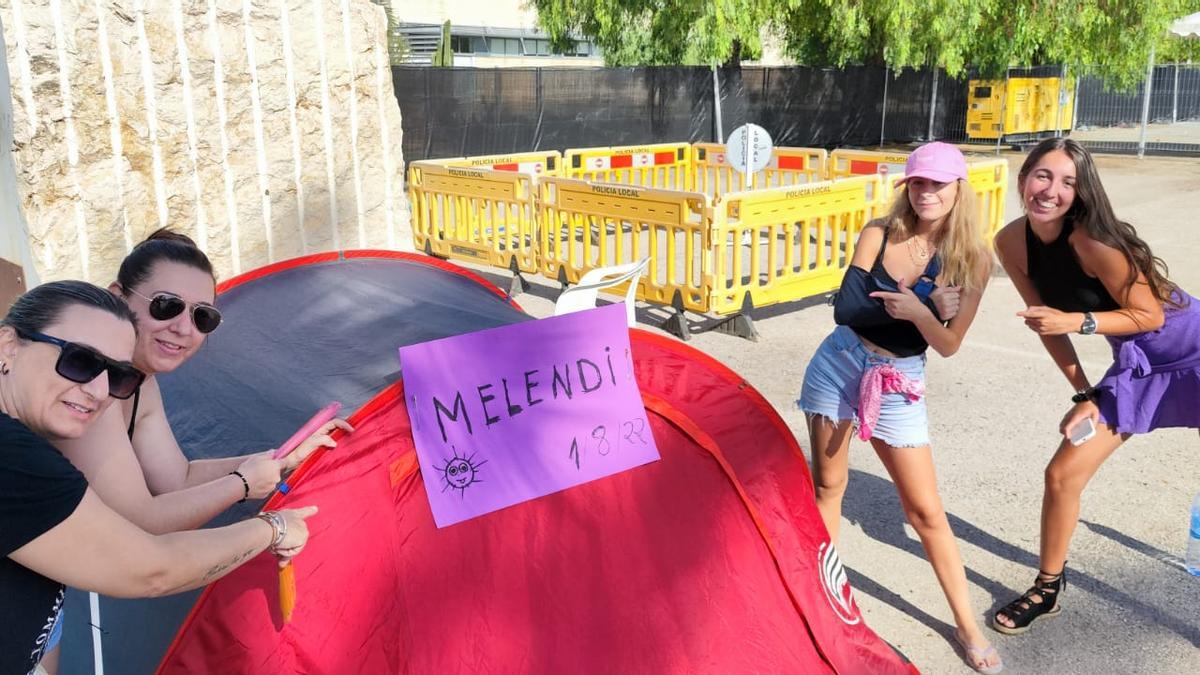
[568,417,650,469]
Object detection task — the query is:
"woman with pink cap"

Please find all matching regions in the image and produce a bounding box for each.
[799,142,1001,673]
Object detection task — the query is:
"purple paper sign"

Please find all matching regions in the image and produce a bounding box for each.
[399,303,660,528]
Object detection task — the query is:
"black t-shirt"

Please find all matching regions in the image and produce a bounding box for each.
[0,412,87,675]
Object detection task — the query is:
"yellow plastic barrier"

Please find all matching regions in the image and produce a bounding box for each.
[966,159,1009,238]
[691,144,828,196]
[421,150,563,177]
[765,147,828,188]
[689,143,731,196]
[538,177,712,313]
[563,143,691,190]
[827,149,911,181]
[407,161,539,273]
[407,144,1003,339]
[708,175,883,315]
[441,148,561,176]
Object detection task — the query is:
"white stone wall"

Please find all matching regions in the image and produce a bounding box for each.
[1,14,39,285]
[2,0,410,285]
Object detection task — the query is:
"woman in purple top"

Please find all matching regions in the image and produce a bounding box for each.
[991,138,1200,635]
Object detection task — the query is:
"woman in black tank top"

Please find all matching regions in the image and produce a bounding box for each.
[992,139,1200,638]
[799,143,1002,673]
[48,232,351,671]
[55,231,351,535]
[49,248,353,512]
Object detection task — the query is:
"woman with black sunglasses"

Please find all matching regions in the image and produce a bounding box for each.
[44,231,349,673]
[56,230,350,539]
[1,281,319,675]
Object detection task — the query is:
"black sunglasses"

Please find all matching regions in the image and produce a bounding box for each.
[127,289,222,334]
[18,329,146,400]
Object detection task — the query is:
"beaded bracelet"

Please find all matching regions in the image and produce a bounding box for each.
[229,470,250,503]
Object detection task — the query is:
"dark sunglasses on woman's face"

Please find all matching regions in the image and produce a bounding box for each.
[17,329,146,399]
[127,288,222,334]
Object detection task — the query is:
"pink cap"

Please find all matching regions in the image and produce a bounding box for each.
[899,142,967,183]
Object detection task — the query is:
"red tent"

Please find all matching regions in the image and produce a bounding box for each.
[146,252,915,674]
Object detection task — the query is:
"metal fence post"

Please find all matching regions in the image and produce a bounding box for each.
[1055,64,1065,137]
[1172,63,1180,124]
[1072,74,1081,134]
[712,65,724,142]
[423,68,433,160]
[995,68,1009,155]
[880,65,889,147]
[533,68,545,150]
[1138,45,1156,159]
[927,67,939,140]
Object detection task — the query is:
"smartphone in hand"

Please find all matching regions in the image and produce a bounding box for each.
[1068,417,1097,446]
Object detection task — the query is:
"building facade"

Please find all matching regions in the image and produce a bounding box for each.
[394,0,602,67]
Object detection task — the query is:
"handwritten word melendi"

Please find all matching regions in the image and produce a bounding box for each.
[432,346,630,443]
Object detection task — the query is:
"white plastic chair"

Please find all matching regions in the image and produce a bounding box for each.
[554,257,650,327]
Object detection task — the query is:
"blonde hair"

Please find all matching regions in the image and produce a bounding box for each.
[885,180,991,290]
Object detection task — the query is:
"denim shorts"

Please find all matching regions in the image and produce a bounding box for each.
[798,325,929,447]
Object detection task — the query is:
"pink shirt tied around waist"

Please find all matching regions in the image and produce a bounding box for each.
[857,363,925,441]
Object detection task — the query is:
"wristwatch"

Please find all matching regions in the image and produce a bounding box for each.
[1079,311,1097,335]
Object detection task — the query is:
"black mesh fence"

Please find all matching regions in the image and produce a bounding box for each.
[1077,64,1200,127]
[719,66,888,147]
[395,65,968,162]
[394,64,1200,163]
[395,66,716,160]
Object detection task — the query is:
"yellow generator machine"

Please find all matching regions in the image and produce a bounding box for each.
[967,75,1075,142]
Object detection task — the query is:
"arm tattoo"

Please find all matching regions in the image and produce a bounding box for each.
[201,548,258,582]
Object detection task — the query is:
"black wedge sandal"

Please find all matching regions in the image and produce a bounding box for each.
[990,567,1066,635]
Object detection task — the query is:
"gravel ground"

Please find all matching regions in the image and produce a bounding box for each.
[458,150,1200,675]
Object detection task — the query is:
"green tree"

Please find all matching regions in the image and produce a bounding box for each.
[533,0,1199,88]
[531,0,768,65]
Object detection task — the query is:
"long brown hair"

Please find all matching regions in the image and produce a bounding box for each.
[1018,138,1179,307]
[886,180,991,290]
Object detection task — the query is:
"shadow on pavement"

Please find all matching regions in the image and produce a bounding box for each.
[843,470,1200,647]
[1078,519,1190,573]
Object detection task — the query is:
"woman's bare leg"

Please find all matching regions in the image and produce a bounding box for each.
[872,439,999,670]
[993,424,1127,631]
[1039,426,1126,574]
[806,414,855,543]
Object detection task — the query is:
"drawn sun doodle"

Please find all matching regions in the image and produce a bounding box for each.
[435,447,487,498]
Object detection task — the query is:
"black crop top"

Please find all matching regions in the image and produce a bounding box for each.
[1025,218,1119,313]
[833,227,944,357]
